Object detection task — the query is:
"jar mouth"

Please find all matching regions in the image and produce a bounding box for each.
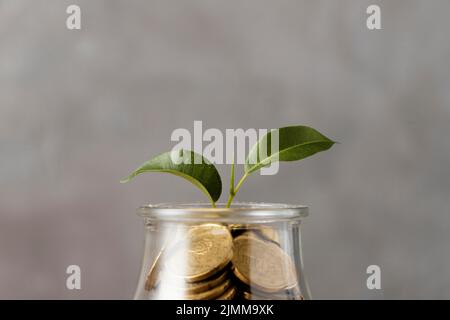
[137,202,308,223]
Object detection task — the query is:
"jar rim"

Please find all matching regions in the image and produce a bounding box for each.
[137,202,308,223]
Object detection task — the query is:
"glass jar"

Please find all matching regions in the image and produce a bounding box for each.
[134,203,311,300]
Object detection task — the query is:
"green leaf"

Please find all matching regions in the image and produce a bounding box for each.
[245,125,335,174]
[121,149,222,205]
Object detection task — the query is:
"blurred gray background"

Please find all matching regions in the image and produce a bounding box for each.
[1,0,450,299]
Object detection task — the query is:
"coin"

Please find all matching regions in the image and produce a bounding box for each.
[232,234,298,293]
[165,224,233,282]
[253,226,279,244]
[165,266,231,294]
[184,278,232,300]
[228,224,249,237]
[145,249,164,291]
[233,271,303,300]
[145,226,184,291]
[216,285,237,300]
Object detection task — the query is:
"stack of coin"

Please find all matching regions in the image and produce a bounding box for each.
[231,231,303,300]
[146,224,237,300]
[144,223,303,300]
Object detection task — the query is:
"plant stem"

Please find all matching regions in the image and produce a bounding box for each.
[229,160,235,198]
[226,172,249,208]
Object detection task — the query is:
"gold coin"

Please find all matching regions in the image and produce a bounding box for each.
[144,228,183,291]
[145,249,164,291]
[216,285,237,300]
[166,267,230,294]
[228,224,249,237]
[185,278,232,300]
[165,224,233,282]
[228,224,244,231]
[241,229,278,246]
[232,234,298,293]
[254,226,279,244]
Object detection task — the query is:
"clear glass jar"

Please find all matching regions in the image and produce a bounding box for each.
[134,203,311,300]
